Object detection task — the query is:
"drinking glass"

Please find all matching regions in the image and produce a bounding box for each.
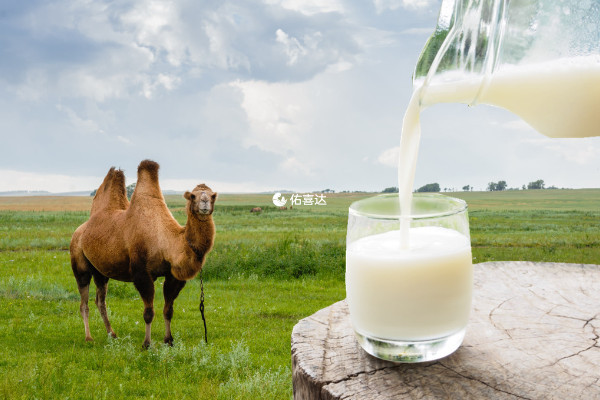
[346,193,472,362]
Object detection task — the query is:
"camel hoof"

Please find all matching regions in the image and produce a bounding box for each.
[142,341,151,350]
[164,336,174,346]
[85,336,94,342]
[109,332,117,338]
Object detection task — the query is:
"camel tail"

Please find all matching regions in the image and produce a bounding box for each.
[90,167,129,214]
[131,159,163,201]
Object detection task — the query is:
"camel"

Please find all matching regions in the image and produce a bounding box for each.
[70,160,217,348]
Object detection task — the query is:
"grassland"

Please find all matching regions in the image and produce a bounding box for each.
[0,189,599,399]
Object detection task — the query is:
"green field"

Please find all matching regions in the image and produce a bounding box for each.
[1,189,599,399]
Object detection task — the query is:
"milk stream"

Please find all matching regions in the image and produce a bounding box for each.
[397,89,423,249]
[398,56,600,248]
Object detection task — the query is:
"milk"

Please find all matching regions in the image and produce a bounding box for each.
[398,56,600,247]
[346,227,472,340]
[419,56,600,138]
[397,88,423,248]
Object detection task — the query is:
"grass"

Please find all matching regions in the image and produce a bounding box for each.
[0,189,599,398]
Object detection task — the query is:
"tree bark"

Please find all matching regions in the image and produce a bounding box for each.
[292,262,600,399]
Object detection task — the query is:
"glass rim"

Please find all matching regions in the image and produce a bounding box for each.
[348,193,467,220]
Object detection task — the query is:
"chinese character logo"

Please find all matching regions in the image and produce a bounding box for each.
[272,192,287,207]
[288,193,327,206]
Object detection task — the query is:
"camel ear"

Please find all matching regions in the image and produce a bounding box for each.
[211,192,218,202]
[184,191,192,200]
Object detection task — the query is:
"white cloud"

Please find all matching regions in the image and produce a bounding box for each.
[231,79,309,156]
[14,69,48,101]
[201,16,251,71]
[161,178,275,193]
[0,170,101,192]
[0,169,275,194]
[373,0,438,13]
[116,136,132,145]
[3,0,599,194]
[401,27,434,35]
[141,73,182,99]
[503,119,537,133]
[377,146,400,167]
[56,104,103,135]
[520,137,600,166]
[280,156,315,176]
[120,0,186,67]
[265,0,345,15]
[276,29,309,66]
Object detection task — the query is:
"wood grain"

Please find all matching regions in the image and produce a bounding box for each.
[292,262,600,399]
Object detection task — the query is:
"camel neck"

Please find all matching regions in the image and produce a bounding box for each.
[184,213,215,260]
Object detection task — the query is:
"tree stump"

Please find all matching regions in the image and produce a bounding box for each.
[292,262,600,399]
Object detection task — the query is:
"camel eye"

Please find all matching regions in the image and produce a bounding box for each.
[190,193,196,200]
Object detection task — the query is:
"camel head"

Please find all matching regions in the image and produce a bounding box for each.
[184,184,217,216]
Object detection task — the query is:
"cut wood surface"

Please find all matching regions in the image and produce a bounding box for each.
[291,262,600,399]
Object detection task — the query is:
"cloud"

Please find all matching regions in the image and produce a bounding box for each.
[503,119,537,133]
[276,29,311,66]
[373,0,438,13]
[520,137,600,166]
[280,156,315,176]
[377,146,400,168]
[161,178,275,193]
[120,0,186,67]
[231,79,309,156]
[266,0,345,16]
[401,27,434,35]
[116,136,132,145]
[0,169,101,193]
[3,0,598,194]
[2,0,370,107]
[55,104,103,135]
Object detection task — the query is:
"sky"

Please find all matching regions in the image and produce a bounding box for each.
[1,0,599,194]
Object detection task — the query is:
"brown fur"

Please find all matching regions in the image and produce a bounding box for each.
[250,207,262,213]
[90,167,129,214]
[70,159,217,347]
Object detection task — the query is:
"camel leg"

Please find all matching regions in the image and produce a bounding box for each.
[163,273,186,346]
[78,284,93,342]
[133,271,155,349]
[71,252,94,342]
[92,272,117,338]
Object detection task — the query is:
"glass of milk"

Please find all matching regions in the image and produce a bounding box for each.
[346,193,472,362]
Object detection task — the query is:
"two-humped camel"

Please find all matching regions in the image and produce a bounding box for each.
[70,160,217,348]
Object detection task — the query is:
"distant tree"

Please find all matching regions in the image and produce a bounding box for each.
[527,179,545,190]
[417,183,440,193]
[382,186,399,193]
[522,184,527,190]
[90,189,97,196]
[127,182,136,199]
[487,180,507,191]
[462,185,471,191]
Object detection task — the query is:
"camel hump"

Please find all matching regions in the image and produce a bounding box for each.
[138,160,159,179]
[91,167,129,214]
[132,159,163,201]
